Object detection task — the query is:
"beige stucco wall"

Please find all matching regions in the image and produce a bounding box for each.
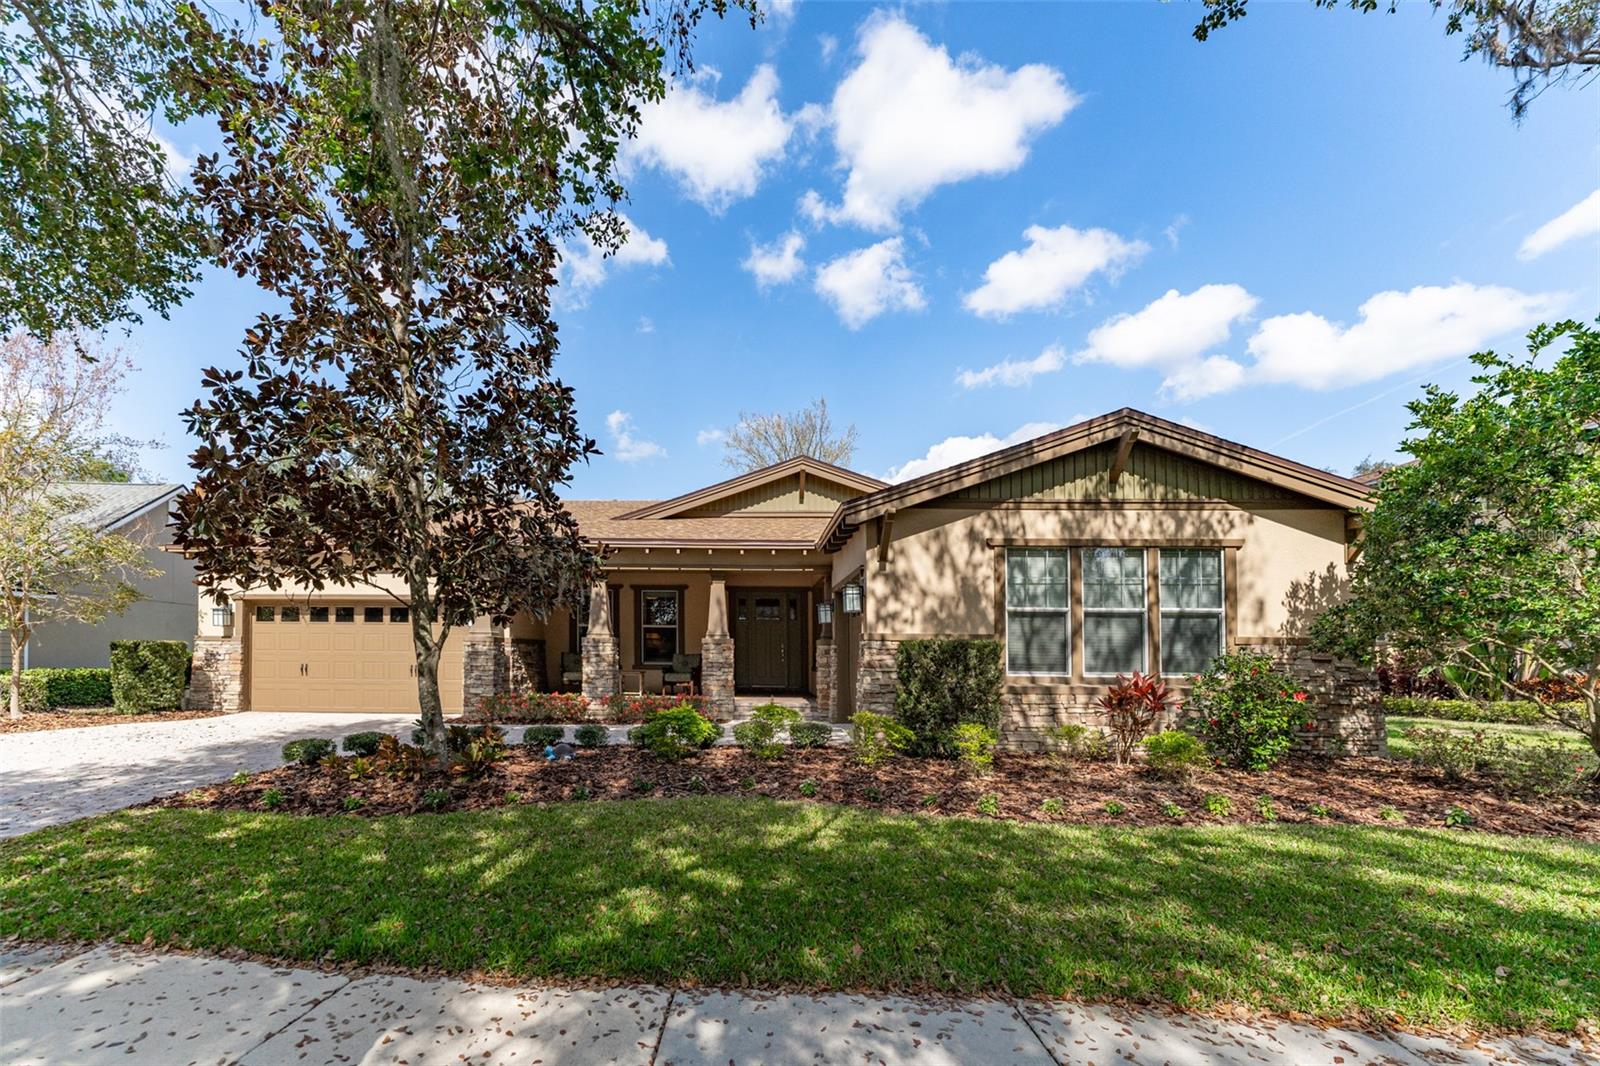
[866,504,1349,642]
[22,504,199,669]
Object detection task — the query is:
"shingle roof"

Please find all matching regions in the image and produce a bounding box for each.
[564,499,831,547]
[55,482,183,531]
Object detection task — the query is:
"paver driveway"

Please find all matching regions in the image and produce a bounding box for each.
[0,712,413,838]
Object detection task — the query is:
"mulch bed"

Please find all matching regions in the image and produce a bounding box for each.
[1,709,224,733]
[150,746,1599,839]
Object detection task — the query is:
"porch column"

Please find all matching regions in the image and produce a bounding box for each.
[701,575,735,720]
[580,578,620,707]
[813,584,836,719]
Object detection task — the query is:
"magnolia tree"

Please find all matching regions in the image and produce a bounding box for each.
[172,0,750,759]
[1312,321,1600,755]
[0,333,153,717]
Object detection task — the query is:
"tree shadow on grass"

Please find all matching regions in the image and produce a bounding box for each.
[2,799,1596,1034]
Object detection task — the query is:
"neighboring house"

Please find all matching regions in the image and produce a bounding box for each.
[187,410,1384,751]
[2,483,196,669]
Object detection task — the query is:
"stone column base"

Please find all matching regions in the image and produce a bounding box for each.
[701,636,735,720]
[814,638,836,719]
[1239,642,1387,758]
[854,638,898,716]
[186,636,245,713]
[581,634,620,708]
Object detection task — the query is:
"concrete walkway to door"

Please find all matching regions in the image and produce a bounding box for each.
[0,712,414,839]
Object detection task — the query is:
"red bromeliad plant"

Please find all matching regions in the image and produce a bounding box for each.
[1099,672,1175,764]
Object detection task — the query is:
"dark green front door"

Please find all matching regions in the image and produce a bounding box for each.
[733,589,806,692]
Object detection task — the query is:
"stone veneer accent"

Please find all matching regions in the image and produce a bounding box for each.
[700,635,735,720]
[462,630,547,714]
[813,637,836,719]
[854,638,899,716]
[581,633,620,704]
[1240,642,1388,758]
[186,636,244,713]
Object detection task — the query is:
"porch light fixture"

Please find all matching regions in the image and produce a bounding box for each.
[815,600,833,625]
[211,604,234,628]
[841,583,863,615]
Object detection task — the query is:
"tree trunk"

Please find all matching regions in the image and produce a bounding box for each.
[8,635,24,719]
[409,581,450,765]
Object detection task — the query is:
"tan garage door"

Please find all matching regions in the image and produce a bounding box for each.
[248,602,463,714]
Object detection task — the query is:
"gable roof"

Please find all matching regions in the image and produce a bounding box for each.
[57,482,183,531]
[565,499,833,548]
[613,456,886,521]
[818,409,1373,551]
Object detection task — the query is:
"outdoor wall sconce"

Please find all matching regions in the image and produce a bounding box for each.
[815,600,833,625]
[211,604,234,629]
[841,583,863,615]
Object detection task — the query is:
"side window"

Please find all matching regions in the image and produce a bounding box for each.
[1159,549,1225,676]
[1082,548,1146,676]
[1004,549,1069,675]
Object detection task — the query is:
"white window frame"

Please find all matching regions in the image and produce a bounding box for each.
[1081,547,1148,678]
[1157,548,1227,677]
[1004,548,1071,677]
[639,588,681,667]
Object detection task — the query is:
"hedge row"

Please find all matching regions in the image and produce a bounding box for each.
[1381,696,1570,726]
[109,641,191,714]
[0,668,114,710]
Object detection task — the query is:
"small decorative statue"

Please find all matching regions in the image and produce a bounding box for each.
[543,742,576,762]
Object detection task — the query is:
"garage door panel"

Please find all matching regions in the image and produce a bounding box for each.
[248,603,463,714]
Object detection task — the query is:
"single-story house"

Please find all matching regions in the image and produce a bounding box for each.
[187,410,1385,752]
[3,483,197,669]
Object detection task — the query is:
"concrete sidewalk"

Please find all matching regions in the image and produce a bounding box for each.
[2,942,1592,1066]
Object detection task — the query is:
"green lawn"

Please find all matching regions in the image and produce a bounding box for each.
[2,799,1596,1031]
[1388,715,1590,760]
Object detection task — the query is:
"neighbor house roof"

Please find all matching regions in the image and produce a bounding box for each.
[57,482,183,531]
[818,409,1375,552]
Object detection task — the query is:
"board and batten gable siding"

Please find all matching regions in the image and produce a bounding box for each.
[680,473,861,517]
[950,441,1307,506]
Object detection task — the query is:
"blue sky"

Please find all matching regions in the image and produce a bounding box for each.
[120,1,1599,497]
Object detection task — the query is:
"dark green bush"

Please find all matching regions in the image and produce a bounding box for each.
[342,731,386,756]
[573,723,608,748]
[1382,697,1556,726]
[282,738,335,765]
[108,640,191,714]
[627,704,719,759]
[1,668,114,709]
[1185,652,1312,770]
[893,638,1002,756]
[788,721,832,748]
[523,725,564,748]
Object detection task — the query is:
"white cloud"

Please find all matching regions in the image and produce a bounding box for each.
[742,231,807,287]
[559,215,669,304]
[813,237,926,328]
[636,315,655,334]
[963,224,1149,318]
[606,410,666,462]
[807,13,1076,230]
[818,33,838,64]
[627,65,792,211]
[888,420,1064,483]
[1159,355,1247,402]
[1163,214,1189,249]
[764,0,796,26]
[955,345,1067,389]
[1077,284,1260,371]
[1245,282,1565,390]
[1517,189,1600,260]
[696,427,726,447]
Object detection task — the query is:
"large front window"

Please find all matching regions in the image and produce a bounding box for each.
[1159,549,1225,676]
[1005,549,1070,675]
[639,589,681,666]
[1082,548,1146,676]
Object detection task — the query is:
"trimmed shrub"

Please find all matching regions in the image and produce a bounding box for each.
[627,704,719,759]
[342,731,386,756]
[849,711,912,766]
[788,721,832,748]
[108,640,190,714]
[1382,697,1554,726]
[893,638,1002,756]
[1186,652,1312,770]
[1143,730,1209,779]
[607,693,709,722]
[1049,723,1109,762]
[282,738,335,765]
[1,668,115,710]
[523,725,564,748]
[1403,727,1509,782]
[573,723,608,748]
[732,719,784,759]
